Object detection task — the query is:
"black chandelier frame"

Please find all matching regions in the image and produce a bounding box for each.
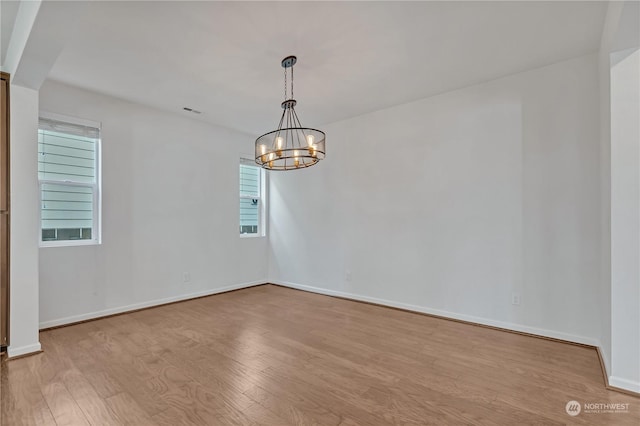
[255,55,326,171]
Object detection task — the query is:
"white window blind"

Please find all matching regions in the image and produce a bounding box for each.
[38,116,101,245]
[239,159,263,236]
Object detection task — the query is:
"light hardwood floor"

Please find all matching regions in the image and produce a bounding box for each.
[1,284,638,425]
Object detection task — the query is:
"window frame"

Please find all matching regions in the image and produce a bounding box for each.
[239,159,266,238]
[38,111,102,248]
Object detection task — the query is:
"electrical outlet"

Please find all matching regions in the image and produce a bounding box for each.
[183,272,191,283]
[345,270,352,282]
[512,293,521,305]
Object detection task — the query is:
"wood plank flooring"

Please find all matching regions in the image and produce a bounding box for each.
[1,284,638,425]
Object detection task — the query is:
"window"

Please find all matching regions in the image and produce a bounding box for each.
[239,159,264,236]
[38,114,101,246]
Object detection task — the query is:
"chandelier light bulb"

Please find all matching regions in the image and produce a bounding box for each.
[260,144,267,162]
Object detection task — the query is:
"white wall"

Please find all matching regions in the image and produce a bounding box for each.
[270,54,603,346]
[38,80,267,328]
[9,84,41,357]
[610,47,640,392]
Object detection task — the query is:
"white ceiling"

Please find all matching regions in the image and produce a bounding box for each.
[0,0,20,66]
[42,1,607,136]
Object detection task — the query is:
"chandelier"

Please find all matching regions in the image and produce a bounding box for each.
[255,56,325,171]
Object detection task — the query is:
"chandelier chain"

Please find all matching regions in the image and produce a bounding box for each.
[283,64,295,101]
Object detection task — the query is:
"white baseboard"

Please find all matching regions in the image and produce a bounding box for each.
[8,342,42,358]
[609,376,640,393]
[39,280,267,329]
[598,348,611,380]
[271,280,601,347]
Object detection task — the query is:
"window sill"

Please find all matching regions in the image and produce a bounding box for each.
[239,234,266,239]
[40,240,101,248]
